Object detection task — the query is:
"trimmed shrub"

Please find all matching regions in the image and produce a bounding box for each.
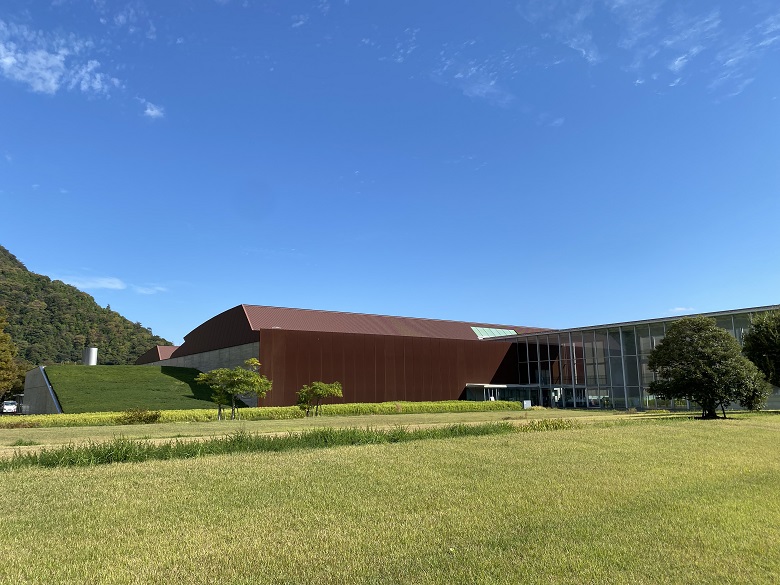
[116,409,162,425]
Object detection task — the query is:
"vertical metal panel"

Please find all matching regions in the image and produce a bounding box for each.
[382,335,395,402]
[393,336,406,401]
[258,330,518,407]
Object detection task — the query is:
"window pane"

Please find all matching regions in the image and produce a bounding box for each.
[574,359,585,385]
[608,329,622,357]
[637,325,652,355]
[640,356,653,385]
[624,356,639,387]
[610,387,626,410]
[715,315,734,333]
[594,330,608,361]
[734,314,751,345]
[610,357,624,387]
[622,328,637,356]
[519,362,530,384]
[539,338,549,361]
[626,387,641,409]
[527,339,539,362]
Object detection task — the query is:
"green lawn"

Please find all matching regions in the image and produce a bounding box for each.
[1,414,778,584]
[45,365,216,413]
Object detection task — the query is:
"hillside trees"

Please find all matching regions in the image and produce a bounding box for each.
[0,306,20,400]
[195,359,272,420]
[0,245,171,365]
[742,310,780,388]
[649,317,770,419]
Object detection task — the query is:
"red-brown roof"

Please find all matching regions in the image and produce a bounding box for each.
[135,345,180,365]
[241,305,545,340]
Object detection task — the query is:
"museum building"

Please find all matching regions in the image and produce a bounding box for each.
[137,304,780,410]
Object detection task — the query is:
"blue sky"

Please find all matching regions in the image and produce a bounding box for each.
[2,0,779,344]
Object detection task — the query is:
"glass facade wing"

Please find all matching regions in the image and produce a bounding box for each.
[501,306,779,411]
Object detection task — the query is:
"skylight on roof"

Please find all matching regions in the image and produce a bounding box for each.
[471,327,517,340]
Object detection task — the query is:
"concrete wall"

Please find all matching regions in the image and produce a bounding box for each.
[23,367,62,414]
[140,342,259,372]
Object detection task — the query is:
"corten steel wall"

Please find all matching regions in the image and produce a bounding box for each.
[258,329,518,407]
[171,305,258,358]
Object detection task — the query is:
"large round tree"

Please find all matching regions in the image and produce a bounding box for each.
[649,316,770,419]
[742,310,780,388]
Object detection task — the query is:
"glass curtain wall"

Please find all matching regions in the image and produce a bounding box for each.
[512,307,774,410]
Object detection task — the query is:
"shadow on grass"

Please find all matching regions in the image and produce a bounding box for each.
[160,367,215,403]
[159,367,252,408]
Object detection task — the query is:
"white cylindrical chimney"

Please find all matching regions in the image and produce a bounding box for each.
[83,347,98,366]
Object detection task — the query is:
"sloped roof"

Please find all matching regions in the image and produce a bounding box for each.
[241,304,546,340]
[135,345,180,365]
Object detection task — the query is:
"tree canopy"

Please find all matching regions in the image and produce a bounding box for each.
[195,358,272,420]
[0,306,20,400]
[742,310,780,388]
[297,381,343,417]
[648,316,770,419]
[0,245,171,365]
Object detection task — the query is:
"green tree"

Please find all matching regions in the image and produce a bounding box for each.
[0,306,20,400]
[195,358,272,420]
[296,381,343,417]
[649,316,770,419]
[742,310,780,388]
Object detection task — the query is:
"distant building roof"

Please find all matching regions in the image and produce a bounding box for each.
[135,345,179,365]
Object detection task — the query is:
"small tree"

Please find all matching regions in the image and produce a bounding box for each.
[196,358,272,420]
[649,316,770,419]
[0,307,19,401]
[297,381,343,417]
[742,310,780,388]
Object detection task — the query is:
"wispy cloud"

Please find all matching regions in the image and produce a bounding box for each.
[557,4,601,64]
[133,285,168,295]
[709,10,780,96]
[668,306,694,314]
[0,19,120,96]
[138,98,165,119]
[61,276,128,290]
[291,14,309,29]
[391,28,419,63]
[536,112,565,127]
[432,41,517,107]
[60,275,168,295]
[516,2,780,98]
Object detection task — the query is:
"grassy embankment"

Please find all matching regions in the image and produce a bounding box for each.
[1,413,778,584]
[45,365,216,412]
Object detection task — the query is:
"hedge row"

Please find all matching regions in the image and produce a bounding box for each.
[0,400,524,429]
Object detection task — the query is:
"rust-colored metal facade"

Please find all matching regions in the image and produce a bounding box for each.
[142,304,545,406]
[258,329,521,406]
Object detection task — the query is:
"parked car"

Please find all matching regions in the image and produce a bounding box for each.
[2,401,18,414]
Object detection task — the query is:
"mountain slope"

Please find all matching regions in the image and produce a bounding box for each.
[0,245,171,365]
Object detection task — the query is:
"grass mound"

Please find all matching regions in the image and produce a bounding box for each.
[44,365,215,413]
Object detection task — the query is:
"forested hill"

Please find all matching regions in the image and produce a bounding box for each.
[0,245,171,365]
